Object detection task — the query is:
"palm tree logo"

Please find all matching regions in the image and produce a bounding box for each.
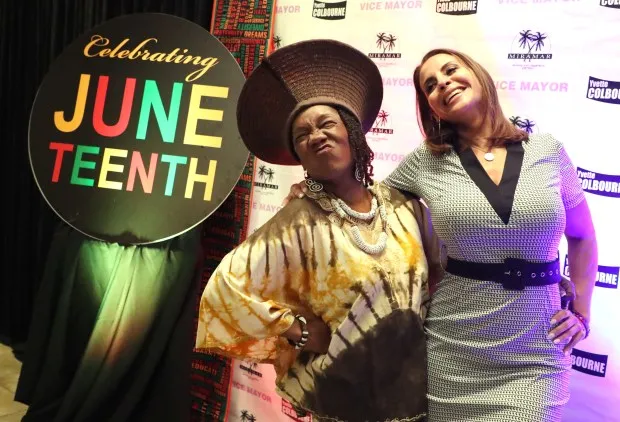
[509,115,523,127]
[376,110,389,127]
[376,33,387,49]
[273,35,281,49]
[510,115,536,134]
[240,410,258,422]
[376,33,397,53]
[517,30,547,61]
[257,165,275,182]
[520,118,535,134]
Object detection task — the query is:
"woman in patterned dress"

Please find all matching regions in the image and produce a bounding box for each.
[288,48,598,422]
[195,40,443,422]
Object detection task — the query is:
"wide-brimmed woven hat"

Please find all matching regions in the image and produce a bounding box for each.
[236,39,383,165]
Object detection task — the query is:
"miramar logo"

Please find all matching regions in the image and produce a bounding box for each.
[564,255,619,289]
[577,167,620,198]
[586,76,620,105]
[239,410,258,422]
[508,30,552,69]
[600,0,620,8]
[509,115,536,134]
[369,33,401,67]
[254,164,278,190]
[368,110,394,142]
[436,0,478,15]
[571,348,608,377]
[312,0,347,20]
[239,361,263,379]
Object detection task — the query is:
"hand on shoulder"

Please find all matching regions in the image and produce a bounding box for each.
[281,180,309,206]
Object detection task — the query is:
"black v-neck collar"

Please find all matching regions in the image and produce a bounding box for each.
[458,142,524,225]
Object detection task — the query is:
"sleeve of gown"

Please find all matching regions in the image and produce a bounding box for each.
[383,146,422,195]
[554,137,586,210]
[409,198,445,295]
[195,213,300,362]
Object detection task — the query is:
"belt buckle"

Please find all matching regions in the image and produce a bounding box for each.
[502,258,526,291]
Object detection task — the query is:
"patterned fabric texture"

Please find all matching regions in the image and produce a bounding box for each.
[196,183,431,422]
[190,1,275,420]
[385,134,586,422]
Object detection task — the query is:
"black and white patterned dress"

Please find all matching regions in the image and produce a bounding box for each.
[384,133,586,422]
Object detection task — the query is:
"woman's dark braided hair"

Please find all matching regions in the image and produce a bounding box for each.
[335,106,375,187]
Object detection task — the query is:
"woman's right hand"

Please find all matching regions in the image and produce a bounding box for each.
[281,180,308,206]
[283,310,332,354]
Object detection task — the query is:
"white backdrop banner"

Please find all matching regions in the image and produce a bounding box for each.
[226,1,620,421]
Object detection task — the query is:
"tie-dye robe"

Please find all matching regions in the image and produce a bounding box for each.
[196,183,433,422]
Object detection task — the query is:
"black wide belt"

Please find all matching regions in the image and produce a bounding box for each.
[446,257,562,291]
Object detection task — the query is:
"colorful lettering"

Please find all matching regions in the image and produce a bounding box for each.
[54,74,90,133]
[98,148,128,190]
[93,76,136,137]
[136,80,183,143]
[126,152,158,193]
[185,158,217,201]
[49,142,75,182]
[160,154,188,196]
[183,84,229,148]
[71,145,100,187]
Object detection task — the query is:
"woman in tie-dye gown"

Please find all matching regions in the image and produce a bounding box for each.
[195,40,443,422]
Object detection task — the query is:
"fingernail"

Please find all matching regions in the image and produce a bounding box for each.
[550,319,556,324]
[298,194,303,198]
[553,339,560,344]
[547,333,553,339]
[564,350,570,356]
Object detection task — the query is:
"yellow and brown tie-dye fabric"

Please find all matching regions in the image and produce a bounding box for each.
[196,183,430,421]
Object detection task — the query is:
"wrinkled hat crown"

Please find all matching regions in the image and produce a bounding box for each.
[236,39,383,165]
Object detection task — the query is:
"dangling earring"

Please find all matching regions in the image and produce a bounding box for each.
[355,164,363,183]
[436,117,444,143]
[304,170,323,193]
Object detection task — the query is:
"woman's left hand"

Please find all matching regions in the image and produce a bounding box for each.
[548,309,587,355]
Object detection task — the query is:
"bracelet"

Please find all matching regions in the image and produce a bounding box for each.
[287,314,309,350]
[572,310,590,339]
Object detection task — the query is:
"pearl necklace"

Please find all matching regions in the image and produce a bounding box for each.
[330,194,389,255]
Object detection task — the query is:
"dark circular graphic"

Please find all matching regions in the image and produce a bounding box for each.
[29,13,248,244]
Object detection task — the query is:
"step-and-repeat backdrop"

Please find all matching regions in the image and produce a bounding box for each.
[226,1,620,421]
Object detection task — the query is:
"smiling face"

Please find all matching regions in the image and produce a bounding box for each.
[418,53,484,125]
[291,105,354,183]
